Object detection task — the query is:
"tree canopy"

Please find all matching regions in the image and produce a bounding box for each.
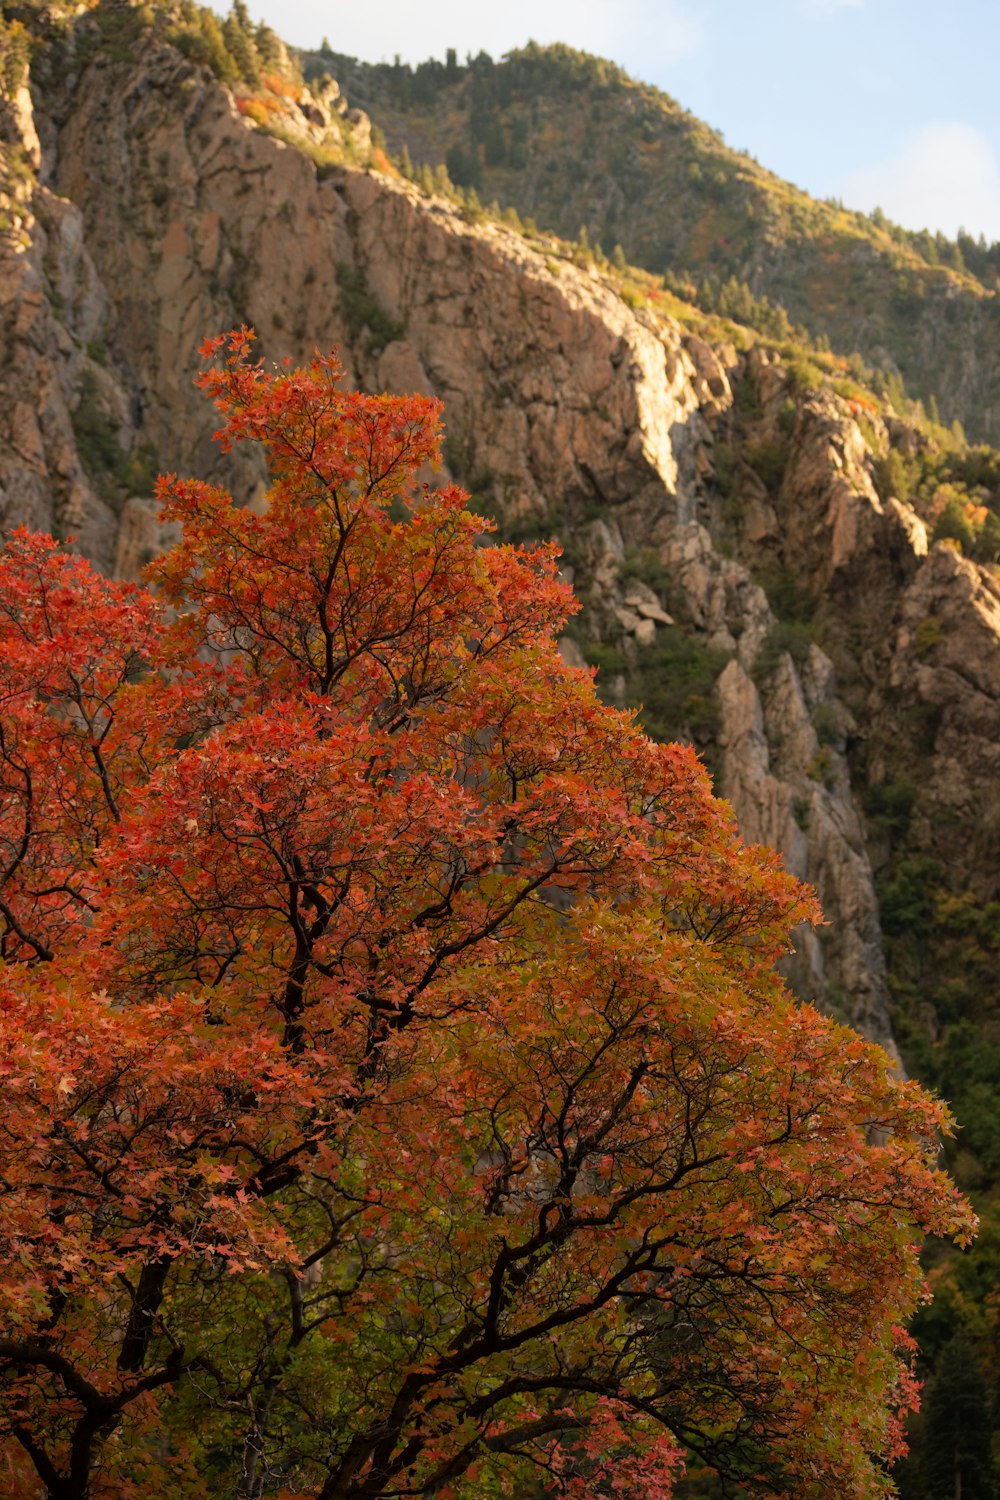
[0,331,974,1499]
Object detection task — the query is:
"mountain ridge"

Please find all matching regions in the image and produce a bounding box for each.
[317,38,1000,445]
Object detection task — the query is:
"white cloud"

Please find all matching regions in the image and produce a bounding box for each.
[838,121,1000,241]
[242,0,702,72]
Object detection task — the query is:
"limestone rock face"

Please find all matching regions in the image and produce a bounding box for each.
[885,545,1000,897]
[716,652,896,1059]
[8,24,1000,1057]
[0,142,120,560]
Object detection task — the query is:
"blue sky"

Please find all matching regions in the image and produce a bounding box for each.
[231,0,1000,242]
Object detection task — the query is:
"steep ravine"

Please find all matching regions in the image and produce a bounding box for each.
[7,22,1000,1064]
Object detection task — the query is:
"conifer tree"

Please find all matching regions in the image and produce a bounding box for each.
[222,4,260,86]
[921,1333,996,1500]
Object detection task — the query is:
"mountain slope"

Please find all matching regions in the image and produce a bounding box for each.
[323,42,1000,445]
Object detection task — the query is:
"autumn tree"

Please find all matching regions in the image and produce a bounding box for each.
[0,331,974,1500]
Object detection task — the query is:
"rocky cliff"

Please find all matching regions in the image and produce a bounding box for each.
[327,44,1000,446]
[7,3,1000,1086]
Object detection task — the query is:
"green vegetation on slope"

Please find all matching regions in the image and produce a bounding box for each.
[314,41,1000,444]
